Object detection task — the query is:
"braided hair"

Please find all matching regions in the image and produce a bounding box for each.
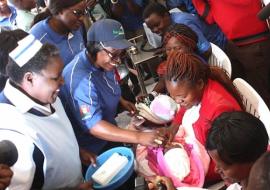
[163,23,198,52]
[165,52,245,110]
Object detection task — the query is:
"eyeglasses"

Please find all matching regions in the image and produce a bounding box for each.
[100,42,123,65]
[103,48,123,61]
[72,9,88,18]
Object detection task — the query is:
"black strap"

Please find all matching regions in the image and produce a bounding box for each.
[232,30,270,43]
[31,145,45,189]
[201,3,210,20]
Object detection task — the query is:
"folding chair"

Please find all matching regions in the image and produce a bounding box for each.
[233,78,270,138]
[208,43,232,78]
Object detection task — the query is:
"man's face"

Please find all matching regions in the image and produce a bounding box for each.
[0,0,8,10]
[145,13,171,36]
[209,150,252,186]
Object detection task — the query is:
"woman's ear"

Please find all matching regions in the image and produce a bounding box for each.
[197,79,205,90]
[23,72,35,86]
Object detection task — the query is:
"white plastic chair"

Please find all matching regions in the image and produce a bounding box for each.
[208,43,232,78]
[233,78,270,138]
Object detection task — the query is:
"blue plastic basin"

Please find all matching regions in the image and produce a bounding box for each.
[85,147,134,190]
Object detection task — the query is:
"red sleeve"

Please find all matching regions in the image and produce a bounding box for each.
[194,104,241,146]
[191,0,215,24]
[172,108,186,125]
[156,61,167,76]
[114,68,121,82]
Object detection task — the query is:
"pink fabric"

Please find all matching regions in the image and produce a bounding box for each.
[136,136,206,187]
[152,144,204,187]
[150,95,177,122]
[151,104,171,117]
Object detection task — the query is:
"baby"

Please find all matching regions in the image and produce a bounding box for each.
[136,128,208,188]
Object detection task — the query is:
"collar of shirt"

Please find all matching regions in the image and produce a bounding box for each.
[81,50,102,72]
[43,18,77,43]
[16,9,33,15]
[4,80,52,115]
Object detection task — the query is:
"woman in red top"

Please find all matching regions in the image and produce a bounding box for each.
[164,52,245,183]
[152,23,199,95]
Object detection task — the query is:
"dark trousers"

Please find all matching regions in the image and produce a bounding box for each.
[225,38,270,108]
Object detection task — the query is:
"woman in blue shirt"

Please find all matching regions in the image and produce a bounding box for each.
[61,19,164,154]
[30,0,89,66]
[0,0,17,30]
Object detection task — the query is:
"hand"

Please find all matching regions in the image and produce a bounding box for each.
[86,0,97,10]
[138,130,164,147]
[164,124,180,144]
[136,94,148,103]
[0,164,13,190]
[79,148,97,167]
[148,176,176,190]
[77,181,94,190]
[120,99,137,115]
[136,94,155,103]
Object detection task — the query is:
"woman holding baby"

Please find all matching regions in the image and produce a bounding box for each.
[136,51,244,188]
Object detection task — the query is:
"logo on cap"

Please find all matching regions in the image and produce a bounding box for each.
[112,26,124,37]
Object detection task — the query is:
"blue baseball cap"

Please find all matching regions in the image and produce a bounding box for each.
[87,19,132,49]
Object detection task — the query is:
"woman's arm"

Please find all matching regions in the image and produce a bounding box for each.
[166,108,186,142]
[119,96,136,114]
[90,120,163,147]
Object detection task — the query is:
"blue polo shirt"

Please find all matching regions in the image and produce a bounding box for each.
[29,18,85,66]
[117,0,144,31]
[167,0,197,14]
[171,12,227,52]
[0,6,17,30]
[60,50,121,154]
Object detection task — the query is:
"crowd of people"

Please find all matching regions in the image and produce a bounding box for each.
[0,0,270,190]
